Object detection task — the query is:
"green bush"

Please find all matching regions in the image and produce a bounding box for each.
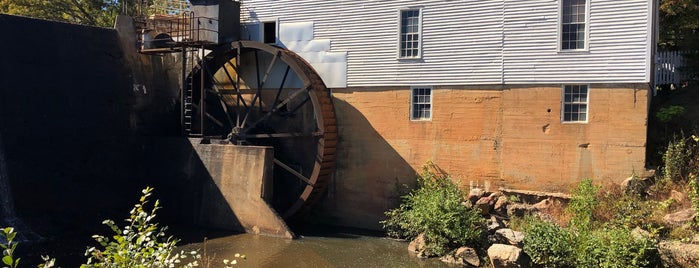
[381,162,484,256]
[522,217,575,268]
[662,135,697,183]
[523,180,660,268]
[83,187,198,268]
[523,216,658,268]
[656,105,685,123]
[1,227,20,268]
[566,179,600,231]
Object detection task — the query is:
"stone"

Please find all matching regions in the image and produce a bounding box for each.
[476,193,499,215]
[663,208,697,226]
[488,244,528,268]
[488,215,505,233]
[494,195,510,215]
[670,190,689,204]
[441,246,481,267]
[408,233,426,254]
[659,241,699,268]
[620,176,652,196]
[631,227,652,240]
[468,188,486,204]
[408,233,436,258]
[531,198,552,211]
[495,228,525,247]
[507,203,533,218]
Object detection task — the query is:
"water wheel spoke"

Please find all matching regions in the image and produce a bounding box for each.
[272,65,291,110]
[242,131,323,139]
[241,85,311,134]
[191,103,224,127]
[273,158,311,185]
[259,52,280,89]
[222,61,248,109]
[203,65,234,127]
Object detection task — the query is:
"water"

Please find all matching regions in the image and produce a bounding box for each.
[178,232,454,268]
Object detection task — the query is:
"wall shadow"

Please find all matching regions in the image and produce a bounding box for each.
[311,95,416,231]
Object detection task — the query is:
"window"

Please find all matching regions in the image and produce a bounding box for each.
[411,87,432,120]
[263,21,276,44]
[399,9,421,59]
[562,85,589,122]
[560,0,587,50]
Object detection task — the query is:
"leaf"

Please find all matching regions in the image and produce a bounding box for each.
[2,255,13,266]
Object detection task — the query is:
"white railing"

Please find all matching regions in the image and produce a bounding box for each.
[655,50,685,87]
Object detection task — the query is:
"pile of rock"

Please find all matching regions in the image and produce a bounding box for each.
[407,187,563,267]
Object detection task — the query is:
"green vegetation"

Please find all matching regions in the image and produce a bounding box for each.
[522,180,660,268]
[83,187,198,268]
[0,0,185,27]
[381,162,484,256]
[1,227,20,268]
[1,187,244,268]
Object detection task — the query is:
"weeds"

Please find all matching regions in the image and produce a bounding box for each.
[381,161,484,256]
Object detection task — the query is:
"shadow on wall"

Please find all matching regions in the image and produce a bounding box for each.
[314,96,416,230]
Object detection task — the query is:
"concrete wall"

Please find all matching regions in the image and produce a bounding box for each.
[322,84,648,229]
[0,15,193,262]
[191,140,293,238]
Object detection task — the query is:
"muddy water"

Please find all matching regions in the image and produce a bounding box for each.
[179,233,454,268]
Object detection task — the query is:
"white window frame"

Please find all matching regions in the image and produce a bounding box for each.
[558,0,590,52]
[397,7,423,59]
[410,86,432,121]
[561,84,589,123]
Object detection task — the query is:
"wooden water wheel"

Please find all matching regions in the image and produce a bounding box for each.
[186,41,336,219]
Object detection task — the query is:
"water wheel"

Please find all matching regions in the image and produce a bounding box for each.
[186,41,336,219]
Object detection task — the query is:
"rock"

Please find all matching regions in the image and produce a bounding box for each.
[441,246,480,267]
[408,233,426,255]
[476,193,499,215]
[659,241,699,268]
[488,215,505,233]
[670,190,689,204]
[408,233,436,258]
[495,228,525,247]
[663,208,697,226]
[468,188,486,203]
[532,198,552,211]
[507,203,533,218]
[620,176,652,196]
[493,195,510,215]
[631,227,652,240]
[488,244,528,268]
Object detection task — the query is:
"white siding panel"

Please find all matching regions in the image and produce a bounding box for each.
[241,0,652,87]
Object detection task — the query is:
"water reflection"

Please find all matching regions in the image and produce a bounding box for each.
[179,233,453,267]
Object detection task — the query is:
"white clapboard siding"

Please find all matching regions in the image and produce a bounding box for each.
[240,0,652,87]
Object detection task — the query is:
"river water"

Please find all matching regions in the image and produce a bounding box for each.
[178,232,454,268]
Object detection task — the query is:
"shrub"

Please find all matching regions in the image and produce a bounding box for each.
[381,162,484,256]
[596,227,658,268]
[566,179,600,231]
[523,180,660,268]
[1,227,20,268]
[82,187,199,268]
[522,216,575,268]
[662,135,697,183]
[656,105,685,123]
